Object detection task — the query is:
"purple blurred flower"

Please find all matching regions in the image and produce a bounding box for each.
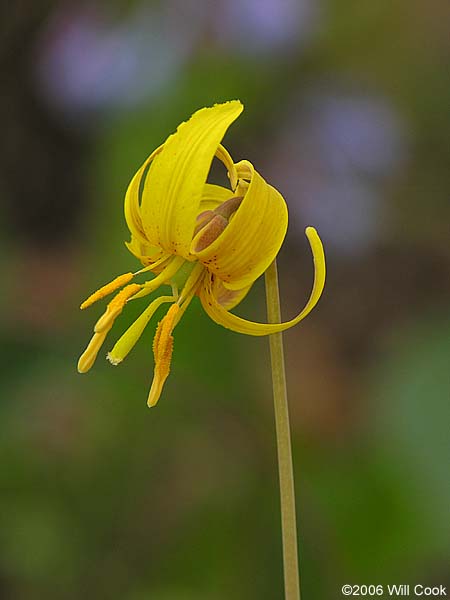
[267,89,407,254]
[34,2,201,119]
[212,0,319,56]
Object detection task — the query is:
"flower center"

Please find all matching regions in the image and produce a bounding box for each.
[193,196,243,252]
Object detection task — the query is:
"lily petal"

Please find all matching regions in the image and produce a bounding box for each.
[199,183,234,210]
[140,101,243,258]
[210,278,252,310]
[124,143,164,245]
[215,144,238,190]
[125,234,164,265]
[200,227,326,335]
[192,160,288,291]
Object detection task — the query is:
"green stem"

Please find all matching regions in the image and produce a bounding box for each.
[265,260,301,600]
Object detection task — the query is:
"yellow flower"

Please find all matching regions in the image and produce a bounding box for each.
[78,101,326,407]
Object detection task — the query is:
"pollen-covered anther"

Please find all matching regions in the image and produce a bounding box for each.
[147,303,180,407]
[94,283,141,333]
[80,273,134,309]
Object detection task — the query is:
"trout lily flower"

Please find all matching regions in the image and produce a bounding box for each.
[78,101,326,407]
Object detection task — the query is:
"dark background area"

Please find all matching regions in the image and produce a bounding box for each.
[1,1,449,598]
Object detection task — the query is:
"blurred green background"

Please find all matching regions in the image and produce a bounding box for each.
[1,1,449,599]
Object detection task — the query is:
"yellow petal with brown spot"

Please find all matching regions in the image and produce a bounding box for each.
[192,160,288,291]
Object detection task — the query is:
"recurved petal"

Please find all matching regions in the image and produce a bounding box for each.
[215,144,238,190]
[140,101,243,259]
[124,143,164,245]
[199,227,326,335]
[192,160,288,291]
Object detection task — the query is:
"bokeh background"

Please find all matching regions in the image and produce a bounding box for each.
[1,1,449,599]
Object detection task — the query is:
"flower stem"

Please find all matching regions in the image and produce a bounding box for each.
[265,260,301,600]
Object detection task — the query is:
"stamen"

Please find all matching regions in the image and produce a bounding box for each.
[176,262,206,309]
[80,273,134,310]
[94,284,142,333]
[127,255,185,301]
[78,283,142,373]
[77,331,107,373]
[148,304,180,407]
[133,252,172,275]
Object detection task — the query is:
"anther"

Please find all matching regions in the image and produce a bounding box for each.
[78,283,141,373]
[147,303,180,407]
[95,284,141,333]
[80,273,134,310]
[77,331,108,373]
